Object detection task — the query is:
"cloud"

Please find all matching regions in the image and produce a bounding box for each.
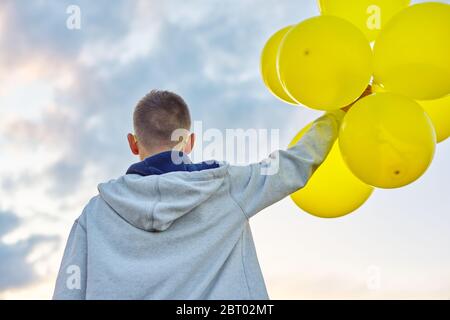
[0,1,320,295]
[0,211,59,290]
[1,0,449,298]
[0,0,319,200]
[0,211,19,236]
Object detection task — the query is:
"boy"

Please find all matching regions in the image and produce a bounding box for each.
[53,90,346,299]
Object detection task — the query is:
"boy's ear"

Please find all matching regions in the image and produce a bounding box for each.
[183,133,195,155]
[127,133,140,155]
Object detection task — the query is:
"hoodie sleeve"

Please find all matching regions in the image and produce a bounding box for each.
[53,219,87,300]
[227,110,345,219]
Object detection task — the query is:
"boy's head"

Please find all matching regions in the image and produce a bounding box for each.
[127,90,195,160]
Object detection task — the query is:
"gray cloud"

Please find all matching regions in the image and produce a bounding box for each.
[0,211,19,235]
[1,0,449,296]
[0,211,59,290]
[1,0,318,198]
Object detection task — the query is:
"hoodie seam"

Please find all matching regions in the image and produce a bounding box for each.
[240,228,253,299]
[151,176,161,231]
[74,219,87,233]
[225,170,249,221]
[159,166,228,180]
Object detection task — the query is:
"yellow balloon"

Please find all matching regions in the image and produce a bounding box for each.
[374,84,450,143]
[277,16,372,111]
[418,95,450,143]
[318,0,410,42]
[339,93,436,189]
[260,26,297,105]
[289,123,374,218]
[373,3,450,100]
[371,82,386,93]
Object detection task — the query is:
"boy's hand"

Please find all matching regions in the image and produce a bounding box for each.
[341,85,372,112]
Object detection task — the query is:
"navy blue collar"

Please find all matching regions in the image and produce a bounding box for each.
[126,151,220,176]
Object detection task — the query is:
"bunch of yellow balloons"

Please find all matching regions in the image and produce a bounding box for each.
[260,1,450,219]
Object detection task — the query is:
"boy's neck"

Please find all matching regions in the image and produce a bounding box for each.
[139,147,182,161]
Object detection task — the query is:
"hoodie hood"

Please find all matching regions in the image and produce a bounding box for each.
[98,152,226,232]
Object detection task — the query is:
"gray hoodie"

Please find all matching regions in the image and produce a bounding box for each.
[53,111,344,300]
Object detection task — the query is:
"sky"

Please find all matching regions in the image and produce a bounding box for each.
[0,0,449,299]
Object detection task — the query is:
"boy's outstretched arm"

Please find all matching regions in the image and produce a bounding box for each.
[53,219,87,299]
[227,110,345,218]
